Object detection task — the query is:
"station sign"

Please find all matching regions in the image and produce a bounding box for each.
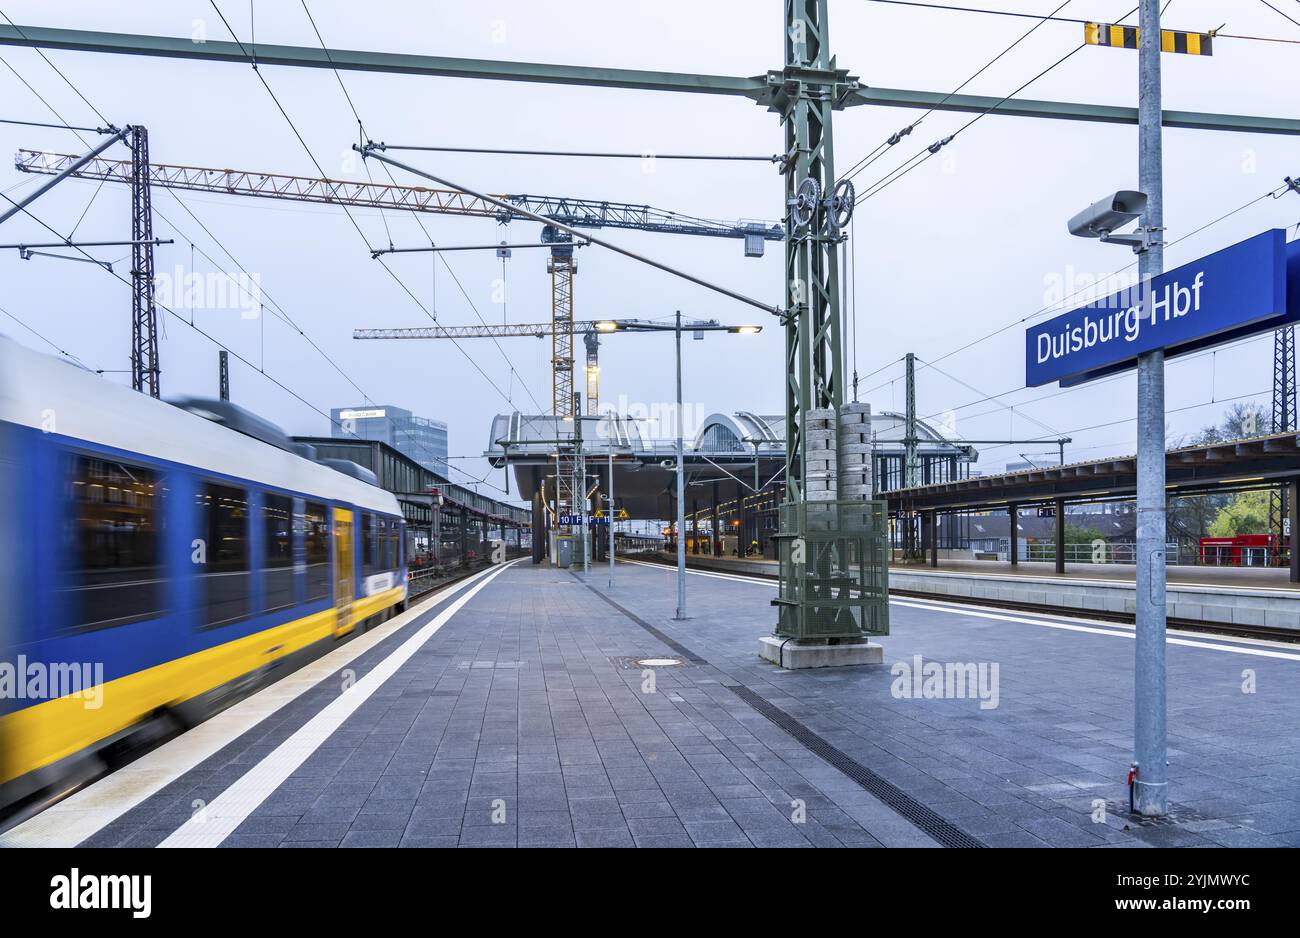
[1026,229,1296,387]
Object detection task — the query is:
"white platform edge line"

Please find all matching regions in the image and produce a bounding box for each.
[156,559,520,848]
[889,599,1300,662]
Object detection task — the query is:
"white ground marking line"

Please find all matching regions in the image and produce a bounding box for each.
[0,563,507,849]
[891,592,1300,650]
[891,599,1300,661]
[897,567,1299,596]
[157,559,521,848]
[622,558,1300,661]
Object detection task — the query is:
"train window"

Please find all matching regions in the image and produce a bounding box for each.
[60,454,164,630]
[378,516,392,570]
[196,482,249,628]
[361,513,376,578]
[262,493,294,613]
[300,501,329,602]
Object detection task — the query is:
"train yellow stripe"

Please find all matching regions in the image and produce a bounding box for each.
[0,586,405,785]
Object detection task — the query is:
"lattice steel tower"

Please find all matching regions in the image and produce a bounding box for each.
[129,126,160,397]
[1270,326,1296,549]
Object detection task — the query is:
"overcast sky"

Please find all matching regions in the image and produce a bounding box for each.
[2,0,1297,501]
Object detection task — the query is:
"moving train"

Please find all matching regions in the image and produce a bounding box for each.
[0,334,407,817]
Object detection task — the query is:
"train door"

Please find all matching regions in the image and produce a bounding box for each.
[333,507,355,637]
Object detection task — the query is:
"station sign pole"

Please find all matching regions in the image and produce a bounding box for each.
[1133,0,1168,817]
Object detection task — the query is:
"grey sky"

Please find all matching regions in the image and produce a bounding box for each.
[2,0,1297,502]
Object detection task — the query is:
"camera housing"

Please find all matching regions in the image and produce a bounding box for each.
[1067,190,1148,238]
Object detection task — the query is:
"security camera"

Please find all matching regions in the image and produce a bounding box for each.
[659,459,676,470]
[1067,190,1148,239]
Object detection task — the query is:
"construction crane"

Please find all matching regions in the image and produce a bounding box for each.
[16,148,782,419]
[354,319,653,415]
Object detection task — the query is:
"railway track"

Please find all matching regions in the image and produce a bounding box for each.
[633,554,1300,646]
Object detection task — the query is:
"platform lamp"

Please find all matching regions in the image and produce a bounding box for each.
[592,314,762,620]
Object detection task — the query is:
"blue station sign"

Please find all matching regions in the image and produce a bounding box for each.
[1026,229,1296,387]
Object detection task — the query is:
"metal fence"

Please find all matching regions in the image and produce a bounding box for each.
[1023,542,1181,565]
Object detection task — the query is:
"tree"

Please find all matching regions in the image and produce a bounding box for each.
[1208,490,1271,538]
[1183,401,1270,446]
[1170,403,1269,562]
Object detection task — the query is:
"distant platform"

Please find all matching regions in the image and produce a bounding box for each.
[643,552,1300,634]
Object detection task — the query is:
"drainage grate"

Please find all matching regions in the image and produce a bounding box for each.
[727,685,986,849]
[576,579,708,664]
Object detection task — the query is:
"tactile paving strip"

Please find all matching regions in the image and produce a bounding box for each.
[727,685,987,849]
[575,577,708,664]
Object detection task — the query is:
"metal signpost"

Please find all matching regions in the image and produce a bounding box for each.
[1030,0,1297,818]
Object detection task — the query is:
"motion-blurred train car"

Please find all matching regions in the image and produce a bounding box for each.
[0,334,407,817]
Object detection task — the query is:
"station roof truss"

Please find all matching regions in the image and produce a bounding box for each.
[888,432,1300,514]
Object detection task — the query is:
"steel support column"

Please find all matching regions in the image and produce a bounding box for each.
[773,0,872,642]
[711,482,721,556]
[531,490,545,564]
[1009,502,1019,567]
[928,511,938,568]
[1055,497,1066,575]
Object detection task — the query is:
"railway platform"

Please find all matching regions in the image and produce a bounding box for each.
[4,558,1300,849]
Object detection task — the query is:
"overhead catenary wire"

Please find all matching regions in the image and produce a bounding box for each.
[855,38,1092,207]
[918,329,1274,430]
[206,1,538,422]
[0,28,512,496]
[857,178,1292,389]
[0,300,92,366]
[914,355,1065,438]
[841,0,1077,185]
[0,9,112,125]
[296,0,547,416]
[1260,0,1300,30]
[851,1,1168,207]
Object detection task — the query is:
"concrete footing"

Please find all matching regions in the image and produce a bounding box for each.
[758,635,884,669]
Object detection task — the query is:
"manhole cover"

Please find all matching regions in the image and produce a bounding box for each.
[608,655,688,670]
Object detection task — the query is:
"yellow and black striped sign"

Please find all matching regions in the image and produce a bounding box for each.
[1084,23,1213,56]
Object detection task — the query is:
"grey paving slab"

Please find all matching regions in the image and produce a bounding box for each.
[85,558,1299,849]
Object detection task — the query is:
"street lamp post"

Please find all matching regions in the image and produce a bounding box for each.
[592,314,761,620]
[608,412,616,589]
[673,309,686,618]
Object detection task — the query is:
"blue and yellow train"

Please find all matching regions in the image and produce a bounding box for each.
[0,335,407,814]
